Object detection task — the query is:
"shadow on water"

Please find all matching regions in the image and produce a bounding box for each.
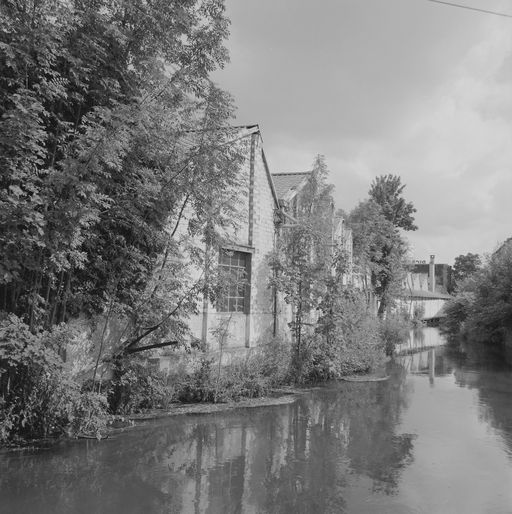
[2,328,512,513]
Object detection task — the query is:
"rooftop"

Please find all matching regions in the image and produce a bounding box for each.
[271,171,311,200]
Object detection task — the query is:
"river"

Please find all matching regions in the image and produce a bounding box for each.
[2,329,512,514]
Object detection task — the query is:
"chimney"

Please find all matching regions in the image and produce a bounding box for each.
[429,255,435,292]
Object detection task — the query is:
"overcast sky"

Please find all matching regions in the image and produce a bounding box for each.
[213,0,512,264]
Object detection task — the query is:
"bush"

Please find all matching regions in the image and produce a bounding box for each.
[107,357,171,414]
[176,356,217,403]
[379,314,410,356]
[0,314,108,444]
[68,392,108,439]
[256,338,291,386]
[296,287,383,383]
[175,347,288,404]
[439,293,474,341]
[220,358,270,401]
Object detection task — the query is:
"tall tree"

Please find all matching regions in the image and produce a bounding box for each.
[0,0,241,348]
[369,175,417,231]
[349,200,407,316]
[452,253,481,290]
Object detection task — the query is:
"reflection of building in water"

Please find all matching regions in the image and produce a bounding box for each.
[396,327,447,354]
[154,399,357,511]
[149,383,413,512]
[400,346,453,379]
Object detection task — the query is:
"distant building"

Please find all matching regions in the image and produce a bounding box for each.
[405,255,452,294]
[401,255,452,322]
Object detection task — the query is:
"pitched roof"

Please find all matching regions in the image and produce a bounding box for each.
[271,172,311,200]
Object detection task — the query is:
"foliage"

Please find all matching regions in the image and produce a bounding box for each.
[349,175,416,317]
[439,292,474,341]
[67,391,108,439]
[369,174,418,231]
[220,358,271,400]
[454,245,512,344]
[0,314,108,443]
[0,0,242,369]
[349,200,407,316]
[441,243,512,345]
[269,155,336,377]
[378,313,410,356]
[313,286,382,380]
[452,252,481,291]
[175,349,282,403]
[255,338,292,387]
[107,357,171,414]
[176,356,217,403]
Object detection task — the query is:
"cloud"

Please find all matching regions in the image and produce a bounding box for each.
[215,0,512,263]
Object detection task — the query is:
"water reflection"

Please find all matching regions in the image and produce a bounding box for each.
[0,367,414,514]
[2,331,512,513]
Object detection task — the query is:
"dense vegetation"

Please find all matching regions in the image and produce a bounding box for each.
[441,244,512,346]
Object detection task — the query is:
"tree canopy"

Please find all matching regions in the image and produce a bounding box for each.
[369,174,417,231]
[349,174,415,316]
[452,253,481,289]
[0,0,243,353]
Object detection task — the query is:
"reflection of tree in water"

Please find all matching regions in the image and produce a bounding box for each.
[451,343,512,457]
[0,366,415,514]
[259,363,415,512]
[0,422,193,514]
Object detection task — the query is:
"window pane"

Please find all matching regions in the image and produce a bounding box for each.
[218,250,250,312]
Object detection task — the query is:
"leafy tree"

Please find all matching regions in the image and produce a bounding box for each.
[369,174,417,231]
[269,155,336,379]
[452,252,481,290]
[0,0,242,358]
[442,243,512,345]
[349,175,416,317]
[349,200,407,316]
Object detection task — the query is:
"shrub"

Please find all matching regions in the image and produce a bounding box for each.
[379,314,410,356]
[439,293,474,341]
[0,314,108,444]
[107,357,171,414]
[68,392,108,439]
[176,356,217,403]
[298,286,383,383]
[256,338,291,386]
[175,349,283,404]
[220,362,267,400]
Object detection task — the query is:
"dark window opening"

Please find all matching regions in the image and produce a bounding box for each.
[218,249,251,313]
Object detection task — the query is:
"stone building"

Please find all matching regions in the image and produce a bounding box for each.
[187,125,285,353]
[184,129,353,357]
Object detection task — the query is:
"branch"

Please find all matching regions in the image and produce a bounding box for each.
[125,340,180,354]
[120,275,204,354]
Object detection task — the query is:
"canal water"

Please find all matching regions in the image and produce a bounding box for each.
[2,330,512,514]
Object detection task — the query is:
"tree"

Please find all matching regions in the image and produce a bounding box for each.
[349,174,416,317]
[0,0,241,352]
[452,253,481,290]
[442,244,512,344]
[369,174,417,231]
[269,155,336,379]
[349,200,407,316]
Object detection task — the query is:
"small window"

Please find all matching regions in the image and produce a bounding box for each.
[218,249,251,313]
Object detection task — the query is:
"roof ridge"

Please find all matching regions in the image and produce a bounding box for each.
[271,171,311,176]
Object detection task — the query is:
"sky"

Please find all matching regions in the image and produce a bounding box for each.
[212,0,512,264]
